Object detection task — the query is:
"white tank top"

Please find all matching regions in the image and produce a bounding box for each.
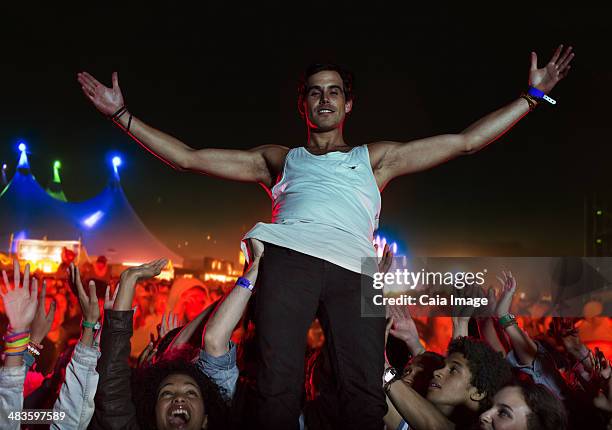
[242,145,381,275]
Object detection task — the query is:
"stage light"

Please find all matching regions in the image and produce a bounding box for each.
[18,143,26,152]
[596,210,603,216]
[2,164,6,170]
[54,160,61,169]
[82,210,105,228]
[112,156,122,167]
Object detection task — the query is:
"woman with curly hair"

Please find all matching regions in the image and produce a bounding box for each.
[88,259,228,430]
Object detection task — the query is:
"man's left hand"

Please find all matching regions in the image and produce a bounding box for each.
[529,44,575,94]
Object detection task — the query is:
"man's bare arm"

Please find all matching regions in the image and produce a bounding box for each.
[387,381,455,430]
[77,72,287,188]
[370,45,574,189]
[203,239,263,356]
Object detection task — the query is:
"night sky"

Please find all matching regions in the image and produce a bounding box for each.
[1,3,609,263]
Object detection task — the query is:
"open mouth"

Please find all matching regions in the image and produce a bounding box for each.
[317,107,335,114]
[167,407,191,428]
[428,382,442,390]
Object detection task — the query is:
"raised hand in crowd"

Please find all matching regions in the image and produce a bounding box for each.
[30,280,56,352]
[475,285,507,355]
[387,304,425,356]
[494,271,538,367]
[114,258,168,310]
[104,283,120,310]
[450,285,479,339]
[70,263,100,347]
[495,270,516,318]
[1,260,38,367]
[137,311,181,366]
[159,311,180,339]
[375,243,393,274]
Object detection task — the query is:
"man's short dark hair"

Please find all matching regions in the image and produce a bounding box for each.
[297,63,354,117]
[447,336,513,411]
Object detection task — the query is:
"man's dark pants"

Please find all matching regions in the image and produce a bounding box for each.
[254,243,386,429]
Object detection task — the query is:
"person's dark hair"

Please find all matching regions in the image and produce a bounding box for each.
[514,378,568,430]
[447,336,513,410]
[297,63,354,118]
[411,351,445,372]
[132,359,228,429]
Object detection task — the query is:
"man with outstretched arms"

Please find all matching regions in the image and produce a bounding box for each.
[77,45,573,429]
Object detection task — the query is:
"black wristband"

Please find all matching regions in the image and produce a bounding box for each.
[109,105,128,120]
[126,114,133,133]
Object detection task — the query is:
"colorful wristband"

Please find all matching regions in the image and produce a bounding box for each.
[498,313,517,329]
[5,345,28,354]
[82,320,101,330]
[5,336,31,348]
[236,276,254,292]
[527,86,556,105]
[4,330,31,342]
[26,344,41,356]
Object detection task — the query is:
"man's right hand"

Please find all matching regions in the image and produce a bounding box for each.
[77,71,125,116]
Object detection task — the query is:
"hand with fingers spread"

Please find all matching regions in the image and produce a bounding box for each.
[158,311,180,339]
[76,71,125,117]
[529,44,575,94]
[387,305,425,356]
[30,280,56,346]
[495,271,517,318]
[1,260,39,332]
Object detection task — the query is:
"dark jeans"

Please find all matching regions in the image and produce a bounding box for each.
[254,243,386,430]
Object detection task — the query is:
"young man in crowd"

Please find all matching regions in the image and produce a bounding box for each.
[385,336,513,429]
[78,44,574,429]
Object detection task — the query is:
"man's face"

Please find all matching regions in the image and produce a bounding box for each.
[303,70,352,132]
[426,352,479,408]
[155,373,207,430]
[479,386,530,430]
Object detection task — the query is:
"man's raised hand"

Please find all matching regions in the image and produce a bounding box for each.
[77,71,125,116]
[529,44,575,94]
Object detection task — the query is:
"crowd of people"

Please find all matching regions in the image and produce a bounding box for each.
[0,242,611,429]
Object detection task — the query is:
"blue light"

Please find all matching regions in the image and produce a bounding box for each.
[18,143,26,152]
[112,156,122,167]
[2,164,6,170]
[82,210,105,228]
